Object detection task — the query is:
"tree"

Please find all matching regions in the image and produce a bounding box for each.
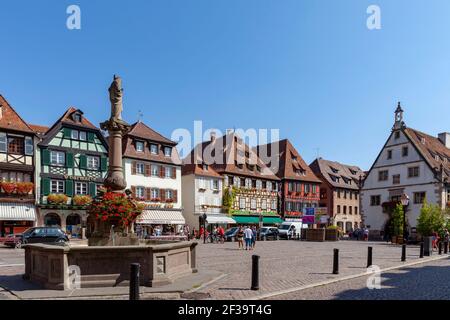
[391,204,404,237]
[416,201,446,237]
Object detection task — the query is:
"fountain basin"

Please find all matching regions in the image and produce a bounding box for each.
[23,241,197,290]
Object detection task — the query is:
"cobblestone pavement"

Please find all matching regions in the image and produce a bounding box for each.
[264,257,450,300]
[195,240,441,300]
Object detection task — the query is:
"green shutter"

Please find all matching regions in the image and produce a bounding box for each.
[66,153,74,168]
[65,180,74,197]
[42,178,50,196]
[63,128,72,138]
[100,157,107,171]
[89,182,96,197]
[87,132,95,142]
[79,155,87,169]
[42,149,50,166]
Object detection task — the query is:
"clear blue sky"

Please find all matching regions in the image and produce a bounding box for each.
[1,0,450,170]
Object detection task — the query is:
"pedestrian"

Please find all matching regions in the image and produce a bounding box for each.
[251,226,257,248]
[218,226,225,243]
[236,227,244,249]
[244,226,253,250]
[432,230,439,251]
[199,226,205,241]
[363,227,369,241]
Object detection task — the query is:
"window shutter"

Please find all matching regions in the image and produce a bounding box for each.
[66,153,74,168]
[145,188,151,201]
[172,167,177,179]
[131,186,136,198]
[173,190,178,203]
[63,128,71,139]
[65,180,74,197]
[42,178,50,196]
[145,164,151,177]
[100,157,107,171]
[160,188,166,202]
[79,155,87,169]
[131,161,137,175]
[42,149,50,166]
[160,166,165,178]
[89,182,96,197]
[87,132,95,142]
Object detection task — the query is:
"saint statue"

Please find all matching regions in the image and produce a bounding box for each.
[108,75,123,121]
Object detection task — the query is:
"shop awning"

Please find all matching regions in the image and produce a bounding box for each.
[0,203,36,221]
[136,209,185,225]
[232,216,283,225]
[206,215,236,225]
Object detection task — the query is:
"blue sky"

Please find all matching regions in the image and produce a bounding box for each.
[1,0,450,169]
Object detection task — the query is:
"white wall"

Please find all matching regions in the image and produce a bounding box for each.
[124,158,182,209]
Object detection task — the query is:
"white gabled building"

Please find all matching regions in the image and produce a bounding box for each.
[361,104,450,238]
[122,121,184,235]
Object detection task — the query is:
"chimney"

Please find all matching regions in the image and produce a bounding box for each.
[210,131,216,142]
[438,132,450,149]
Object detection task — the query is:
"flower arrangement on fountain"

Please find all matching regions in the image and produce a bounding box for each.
[87,190,145,228]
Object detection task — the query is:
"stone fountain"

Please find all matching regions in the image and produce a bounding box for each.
[23,76,197,290]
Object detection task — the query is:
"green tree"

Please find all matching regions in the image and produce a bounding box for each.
[391,204,404,237]
[416,201,446,237]
[222,187,236,215]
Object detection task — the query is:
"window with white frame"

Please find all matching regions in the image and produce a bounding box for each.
[239,198,246,209]
[267,182,273,191]
[50,151,65,166]
[165,167,172,178]
[250,198,257,209]
[71,130,79,140]
[136,162,145,175]
[87,156,100,170]
[151,165,159,176]
[256,180,262,189]
[51,180,64,194]
[25,137,33,155]
[271,199,277,210]
[150,144,158,154]
[164,147,172,157]
[261,199,267,210]
[166,189,173,200]
[136,141,144,152]
[79,131,87,141]
[151,188,159,199]
[75,182,88,195]
[212,179,219,190]
[135,187,145,199]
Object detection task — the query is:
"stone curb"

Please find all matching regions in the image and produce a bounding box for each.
[250,255,450,300]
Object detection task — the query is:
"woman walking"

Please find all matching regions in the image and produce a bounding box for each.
[236,227,244,250]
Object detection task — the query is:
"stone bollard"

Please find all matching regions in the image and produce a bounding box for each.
[401,244,406,262]
[367,246,373,268]
[251,255,260,290]
[439,242,443,255]
[130,263,140,300]
[445,242,449,254]
[333,249,339,274]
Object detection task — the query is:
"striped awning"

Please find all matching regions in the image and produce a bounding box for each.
[136,209,185,225]
[0,203,36,221]
[206,215,236,225]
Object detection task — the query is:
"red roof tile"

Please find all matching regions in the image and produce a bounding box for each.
[0,95,35,134]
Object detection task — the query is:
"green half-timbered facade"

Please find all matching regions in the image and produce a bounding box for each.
[37,107,108,237]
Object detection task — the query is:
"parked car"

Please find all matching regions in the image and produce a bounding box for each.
[224,227,239,242]
[278,222,306,239]
[258,227,279,241]
[3,234,23,248]
[11,227,69,247]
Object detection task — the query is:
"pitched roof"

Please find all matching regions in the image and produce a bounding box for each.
[404,127,450,179]
[28,124,49,137]
[122,121,181,166]
[127,121,176,145]
[59,107,98,130]
[182,141,222,178]
[183,133,280,181]
[256,139,322,183]
[310,158,365,190]
[0,95,35,134]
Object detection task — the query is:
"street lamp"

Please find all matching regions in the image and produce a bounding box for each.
[401,193,410,242]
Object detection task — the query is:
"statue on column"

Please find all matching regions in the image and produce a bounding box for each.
[109,75,123,121]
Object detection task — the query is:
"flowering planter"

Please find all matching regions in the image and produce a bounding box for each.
[325,229,339,241]
[1,183,16,194]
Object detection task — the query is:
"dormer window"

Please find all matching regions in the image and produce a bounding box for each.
[330,167,339,174]
[150,144,158,154]
[203,164,209,171]
[349,169,357,175]
[72,112,82,123]
[136,141,145,152]
[395,131,400,139]
[164,147,172,157]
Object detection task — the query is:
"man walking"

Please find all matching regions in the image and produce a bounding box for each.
[244,226,253,250]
